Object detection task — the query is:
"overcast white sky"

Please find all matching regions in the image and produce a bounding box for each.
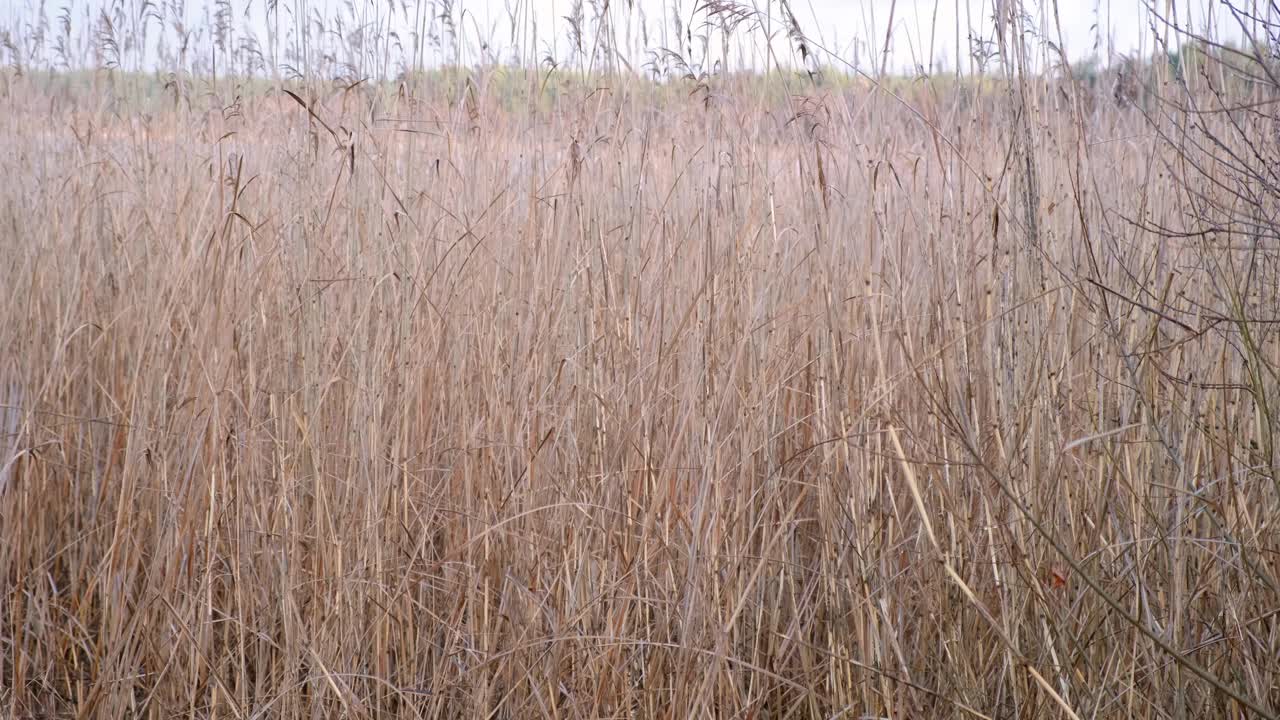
[297,0,1244,73]
[3,0,1252,74]
[503,0,1164,69]
[572,0,1245,70]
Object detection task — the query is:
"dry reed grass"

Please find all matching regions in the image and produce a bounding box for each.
[1,36,1279,720]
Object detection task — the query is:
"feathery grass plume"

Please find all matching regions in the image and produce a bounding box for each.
[94,7,120,69]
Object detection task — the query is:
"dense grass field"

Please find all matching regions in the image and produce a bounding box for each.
[2,16,1280,718]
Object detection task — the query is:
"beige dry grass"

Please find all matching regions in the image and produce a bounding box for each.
[1,60,1278,718]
